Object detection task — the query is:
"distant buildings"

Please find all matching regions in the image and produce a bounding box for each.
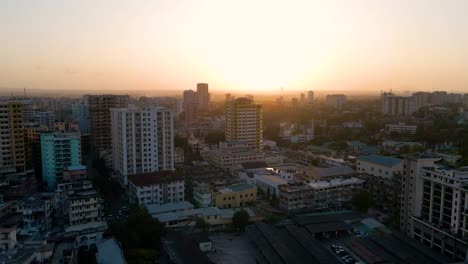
[88,95,129,151]
[325,94,347,109]
[225,97,263,150]
[41,132,81,190]
[381,92,415,116]
[385,123,418,134]
[110,106,174,186]
[183,83,211,124]
[196,83,210,110]
[307,90,314,104]
[128,171,184,207]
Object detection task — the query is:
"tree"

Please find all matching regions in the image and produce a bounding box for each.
[232,210,249,232]
[110,205,166,262]
[195,217,209,231]
[353,189,372,213]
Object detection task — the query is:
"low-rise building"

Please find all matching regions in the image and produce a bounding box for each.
[214,183,256,208]
[128,171,185,207]
[15,192,59,232]
[278,182,315,212]
[193,182,213,208]
[308,177,364,209]
[357,154,403,179]
[68,189,103,226]
[254,173,288,198]
[385,123,417,134]
[204,142,264,170]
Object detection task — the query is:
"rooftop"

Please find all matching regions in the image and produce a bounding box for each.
[128,170,183,187]
[95,238,126,264]
[308,177,364,189]
[146,201,194,215]
[226,183,255,192]
[358,154,402,167]
[240,161,268,170]
[307,166,354,178]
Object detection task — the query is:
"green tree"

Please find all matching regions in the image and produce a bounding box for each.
[195,217,209,231]
[232,210,249,232]
[353,189,372,213]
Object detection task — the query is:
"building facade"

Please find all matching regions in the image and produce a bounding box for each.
[111,106,174,186]
[88,95,129,151]
[325,94,347,109]
[0,101,25,176]
[41,132,82,190]
[225,98,263,150]
[128,171,184,206]
[214,183,256,209]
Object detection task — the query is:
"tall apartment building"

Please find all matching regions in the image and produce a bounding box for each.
[0,101,26,176]
[225,98,263,150]
[72,100,90,134]
[183,89,198,124]
[88,95,129,151]
[325,94,347,109]
[307,91,314,104]
[401,153,468,260]
[41,132,82,190]
[381,92,415,116]
[197,83,210,110]
[111,106,174,186]
[68,189,103,226]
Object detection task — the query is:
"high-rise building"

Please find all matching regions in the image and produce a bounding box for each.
[225,98,263,150]
[196,83,210,110]
[183,90,198,124]
[300,93,305,104]
[381,92,415,116]
[72,100,90,134]
[411,92,431,109]
[88,95,129,151]
[225,93,233,103]
[0,101,26,176]
[325,94,347,109]
[401,153,468,260]
[307,91,314,104]
[111,106,174,186]
[33,110,55,130]
[41,132,82,190]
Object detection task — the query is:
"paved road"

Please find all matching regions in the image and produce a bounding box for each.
[86,157,129,222]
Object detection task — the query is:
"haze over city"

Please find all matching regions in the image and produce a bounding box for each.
[2,0,468,94]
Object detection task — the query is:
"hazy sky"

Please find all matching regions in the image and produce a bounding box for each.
[2,0,468,93]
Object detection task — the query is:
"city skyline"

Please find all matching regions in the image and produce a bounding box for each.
[2,0,468,93]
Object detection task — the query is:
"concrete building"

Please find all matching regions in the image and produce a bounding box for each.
[183,89,198,124]
[41,132,81,190]
[410,164,468,260]
[193,182,213,208]
[68,189,103,226]
[111,106,174,186]
[16,192,59,232]
[0,101,26,176]
[214,183,256,209]
[128,171,184,206]
[400,153,440,235]
[278,183,315,212]
[254,173,288,198]
[308,177,364,209]
[88,95,129,151]
[196,83,210,110]
[357,154,403,179]
[381,92,415,116]
[175,147,184,163]
[204,142,264,170]
[325,94,347,109]
[33,110,55,130]
[225,98,263,150]
[71,100,90,134]
[385,123,418,134]
[307,90,314,104]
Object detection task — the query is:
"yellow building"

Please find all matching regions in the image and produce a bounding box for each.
[225,98,263,150]
[0,101,25,174]
[214,183,257,209]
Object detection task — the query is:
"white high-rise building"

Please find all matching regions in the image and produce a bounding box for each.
[381,92,415,116]
[111,106,174,186]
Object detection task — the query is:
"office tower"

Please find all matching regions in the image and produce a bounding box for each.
[111,106,174,186]
[0,101,26,176]
[381,92,415,116]
[225,98,263,150]
[41,132,82,190]
[300,93,305,103]
[307,91,314,104]
[196,83,210,110]
[430,91,448,105]
[325,94,347,110]
[88,95,129,151]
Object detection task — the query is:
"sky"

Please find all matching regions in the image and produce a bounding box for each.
[1,0,468,94]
